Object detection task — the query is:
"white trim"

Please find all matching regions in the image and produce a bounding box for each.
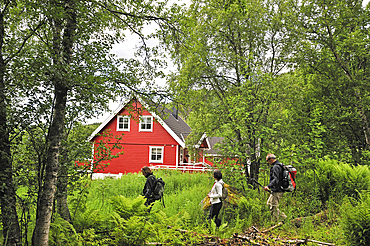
[140,99,186,148]
[176,145,179,168]
[139,115,153,132]
[150,162,212,172]
[194,133,211,149]
[91,143,95,170]
[204,153,224,157]
[150,111,186,148]
[87,97,186,148]
[205,137,211,150]
[91,173,123,179]
[117,115,130,131]
[87,98,131,141]
[149,146,164,163]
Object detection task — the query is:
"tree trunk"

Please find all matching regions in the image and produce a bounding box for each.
[0,12,22,246]
[32,0,76,244]
[57,164,71,222]
[32,83,68,246]
[249,140,260,182]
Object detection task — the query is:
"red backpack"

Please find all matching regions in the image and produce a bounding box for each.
[280,164,297,192]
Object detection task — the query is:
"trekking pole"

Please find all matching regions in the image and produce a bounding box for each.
[251,178,272,194]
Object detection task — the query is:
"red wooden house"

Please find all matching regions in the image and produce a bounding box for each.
[87,97,216,178]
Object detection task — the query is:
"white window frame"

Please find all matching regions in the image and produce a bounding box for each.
[149,146,164,163]
[139,116,153,132]
[180,148,184,163]
[117,116,130,131]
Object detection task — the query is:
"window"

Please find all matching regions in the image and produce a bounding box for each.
[117,116,130,131]
[150,146,164,163]
[180,148,184,163]
[140,116,153,132]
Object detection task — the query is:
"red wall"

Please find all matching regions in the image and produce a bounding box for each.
[91,101,179,174]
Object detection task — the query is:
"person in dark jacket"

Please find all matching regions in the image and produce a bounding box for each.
[141,166,156,207]
[263,153,287,222]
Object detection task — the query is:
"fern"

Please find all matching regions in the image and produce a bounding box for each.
[72,208,112,233]
[49,214,81,246]
[111,213,151,246]
[341,192,370,245]
[315,159,370,205]
[109,195,149,219]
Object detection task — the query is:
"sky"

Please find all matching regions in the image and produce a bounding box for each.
[86,0,370,125]
[85,0,190,124]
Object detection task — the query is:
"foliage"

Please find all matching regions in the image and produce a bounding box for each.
[341,192,370,246]
[4,165,369,244]
[1,0,179,243]
[49,214,81,246]
[78,228,112,246]
[161,0,300,181]
[2,0,370,244]
[315,159,370,205]
[110,208,151,245]
[68,169,260,244]
[294,0,370,165]
[110,195,149,220]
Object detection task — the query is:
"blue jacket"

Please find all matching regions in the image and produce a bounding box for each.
[268,160,284,192]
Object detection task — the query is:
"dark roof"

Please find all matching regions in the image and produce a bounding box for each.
[204,137,224,155]
[157,107,191,143]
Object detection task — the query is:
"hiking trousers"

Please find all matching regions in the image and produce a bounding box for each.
[209,202,222,227]
[267,192,287,222]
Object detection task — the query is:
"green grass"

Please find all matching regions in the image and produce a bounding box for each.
[73,169,344,244]
[10,164,367,245]
[77,170,213,226]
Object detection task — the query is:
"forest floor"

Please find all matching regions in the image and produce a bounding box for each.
[161,220,337,246]
[198,225,336,245]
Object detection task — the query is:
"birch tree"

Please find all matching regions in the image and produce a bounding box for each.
[30,0,176,244]
[1,0,178,245]
[295,0,370,164]
[162,0,298,182]
[0,0,46,244]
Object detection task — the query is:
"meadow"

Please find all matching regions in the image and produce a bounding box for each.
[12,159,370,245]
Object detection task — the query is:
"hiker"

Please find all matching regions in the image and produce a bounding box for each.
[207,169,224,227]
[141,166,156,207]
[263,153,287,222]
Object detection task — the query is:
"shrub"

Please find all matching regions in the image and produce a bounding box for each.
[315,159,370,205]
[341,192,370,246]
[49,214,81,246]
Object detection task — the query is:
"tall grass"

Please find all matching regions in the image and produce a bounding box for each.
[11,160,370,245]
[73,170,214,228]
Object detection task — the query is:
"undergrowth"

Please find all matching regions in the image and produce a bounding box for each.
[8,160,370,245]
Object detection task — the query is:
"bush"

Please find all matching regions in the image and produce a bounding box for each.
[49,214,81,246]
[315,159,370,205]
[341,192,370,246]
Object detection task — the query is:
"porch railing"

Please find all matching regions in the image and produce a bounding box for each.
[150,162,212,172]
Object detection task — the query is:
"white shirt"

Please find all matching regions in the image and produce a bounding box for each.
[208,179,224,204]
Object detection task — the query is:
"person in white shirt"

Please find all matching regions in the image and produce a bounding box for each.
[207,169,224,227]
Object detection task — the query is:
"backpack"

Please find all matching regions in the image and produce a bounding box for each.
[151,177,165,207]
[220,183,228,202]
[280,164,297,192]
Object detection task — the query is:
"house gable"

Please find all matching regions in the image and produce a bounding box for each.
[88,97,192,174]
[88,98,187,148]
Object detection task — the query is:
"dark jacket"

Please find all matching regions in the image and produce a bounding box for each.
[268,160,284,192]
[143,173,156,205]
